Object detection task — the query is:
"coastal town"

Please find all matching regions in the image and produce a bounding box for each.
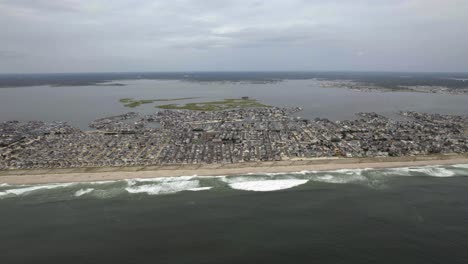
[1,107,467,170]
[319,80,468,94]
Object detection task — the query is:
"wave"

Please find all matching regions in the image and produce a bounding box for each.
[451,164,468,169]
[291,170,317,175]
[86,188,126,199]
[188,187,213,191]
[382,167,412,176]
[0,183,74,197]
[220,175,272,184]
[125,180,200,195]
[0,164,465,199]
[229,179,308,192]
[408,167,455,177]
[88,180,119,185]
[74,188,94,197]
[126,175,197,186]
[246,170,317,177]
[330,168,371,175]
[373,166,460,177]
[312,174,366,184]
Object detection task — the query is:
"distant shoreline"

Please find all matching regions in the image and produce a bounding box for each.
[1,154,467,185]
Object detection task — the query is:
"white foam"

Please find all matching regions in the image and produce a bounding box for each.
[313,174,366,184]
[452,164,468,169]
[126,175,197,186]
[229,179,308,192]
[246,170,318,176]
[331,168,371,175]
[196,175,227,179]
[74,188,94,197]
[221,176,268,184]
[382,166,458,177]
[0,183,74,197]
[264,172,283,176]
[88,180,117,185]
[0,183,9,187]
[188,187,213,192]
[384,167,412,176]
[409,167,455,177]
[125,180,200,195]
[291,170,316,175]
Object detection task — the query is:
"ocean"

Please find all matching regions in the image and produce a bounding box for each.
[1,165,468,263]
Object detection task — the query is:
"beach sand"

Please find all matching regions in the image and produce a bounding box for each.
[1,154,468,185]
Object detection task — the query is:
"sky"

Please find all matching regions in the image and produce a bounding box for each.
[1,0,467,73]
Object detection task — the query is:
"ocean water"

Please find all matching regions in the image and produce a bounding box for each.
[1,165,468,263]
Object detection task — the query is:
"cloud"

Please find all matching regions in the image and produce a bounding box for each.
[0,0,467,72]
[0,50,26,59]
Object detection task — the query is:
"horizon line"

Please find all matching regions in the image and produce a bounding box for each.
[1,70,468,75]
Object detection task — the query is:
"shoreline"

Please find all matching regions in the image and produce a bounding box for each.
[1,154,467,185]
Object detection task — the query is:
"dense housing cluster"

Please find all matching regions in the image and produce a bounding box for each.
[1,108,467,170]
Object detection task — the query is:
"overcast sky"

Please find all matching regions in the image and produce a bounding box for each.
[1,0,467,73]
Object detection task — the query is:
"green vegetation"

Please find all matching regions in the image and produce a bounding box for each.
[157,98,271,111]
[120,99,156,108]
[119,98,133,103]
[120,97,199,108]
[154,97,199,102]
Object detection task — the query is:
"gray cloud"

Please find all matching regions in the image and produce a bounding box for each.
[0,0,467,73]
[0,50,26,59]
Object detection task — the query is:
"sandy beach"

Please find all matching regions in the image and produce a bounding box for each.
[1,154,467,185]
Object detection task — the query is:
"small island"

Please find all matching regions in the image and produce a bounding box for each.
[119,97,199,108]
[157,98,271,111]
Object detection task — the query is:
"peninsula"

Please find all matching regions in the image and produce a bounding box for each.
[1,100,467,184]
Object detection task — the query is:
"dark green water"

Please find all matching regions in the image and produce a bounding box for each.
[1,166,468,264]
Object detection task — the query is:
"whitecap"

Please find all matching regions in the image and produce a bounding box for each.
[88,180,118,185]
[196,175,227,179]
[126,175,197,186]
[229,179,308,192]
[313,174,366,184]
[0,183,74,197]
[409,167,455,177]
[125,180,200,195]
[331,168,371,175]
[74,188,94,197]
[291,170,316,175]
[381,167,412,176]
[451,164,468,169]
[0,183,9,187]
[264,172,284,176]
[221,176,269,184]
[188,187,213,192]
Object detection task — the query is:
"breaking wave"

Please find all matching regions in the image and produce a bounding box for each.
[452,164,468,169]
[126,175,197,186]
[312,174,366,184]
[0,183,74,198]
[381,166,456,177]
[229,179,308,192]
[74,188,94,197]
[125,180,201,195]
[409,167,455,177]
[0,164,466,199]
[188,187,213,192]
